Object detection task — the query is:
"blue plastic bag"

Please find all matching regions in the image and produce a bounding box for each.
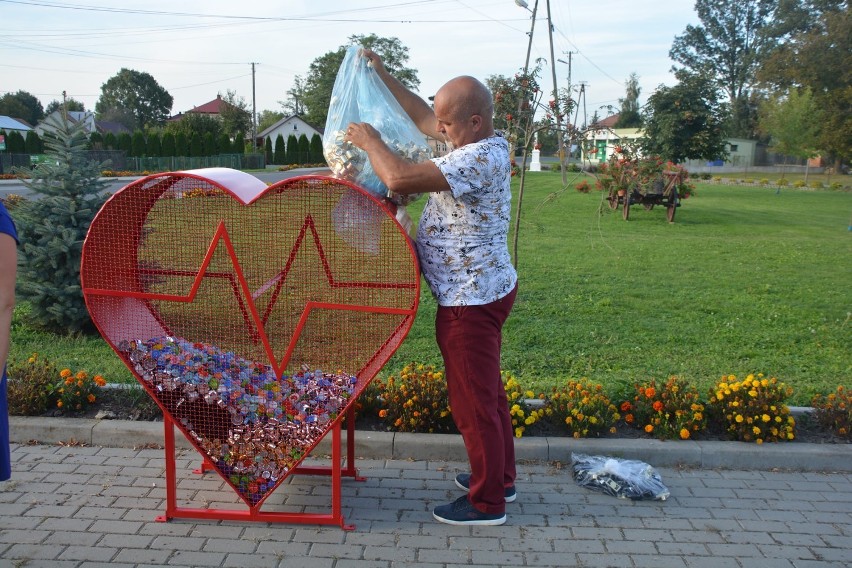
[323,46,431,205]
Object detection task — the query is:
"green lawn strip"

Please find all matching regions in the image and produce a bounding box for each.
[9,172,851,406]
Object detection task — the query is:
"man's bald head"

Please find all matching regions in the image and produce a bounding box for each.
[434,76,495,138]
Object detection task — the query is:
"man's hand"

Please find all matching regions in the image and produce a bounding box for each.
[360,48,386,74]
[345,122,383,152]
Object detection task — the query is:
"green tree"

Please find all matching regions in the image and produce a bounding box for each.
[147,131,162,157]
[285,134,299,165]
[95,68,174,129]
[233,131,246,154]
[88,131,103,150]
[641,70,729,163]
[131,130,147,157]
[25,130,43,154]
[202,132,216,156]
[758,87,822,179]
[219,90,252,137]
[257,109,284,132]
[190,132,203,157]
[117,132,132,155]
[669,0,776,138]
[302,34,419,128]
[273,134,286,165]
[217,132,231,154]
[309,133,323,162]
[164,113,222,142]
[175,132,189,156]
[103,132,117,150]
[757,1,850,167]
[0,90,44,125]
[297,134,310,164]
[45,98,85,115]
[265,137,273,165]
[279,75,308,115]
[13,113,110,333]
[161,131,176,156]
[614,73,642,128]
[8,131,25,153]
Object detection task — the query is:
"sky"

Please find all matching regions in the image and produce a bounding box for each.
[1,0,700,127]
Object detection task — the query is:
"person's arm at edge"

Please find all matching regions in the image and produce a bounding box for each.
[361,49,443,141]
[0,234,17,371]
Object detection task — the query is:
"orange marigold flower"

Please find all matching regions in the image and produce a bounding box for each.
[378,409,388,418]
[644,387,656,399]
[76,371,88,380]
[94,375,107,387]
[644,424,654,433]
[620,401,632,412]
[60,369,72,378]
[624,413,634,424]
[87,394,96,403]
[679,428,690,440]
[652,401,664,412]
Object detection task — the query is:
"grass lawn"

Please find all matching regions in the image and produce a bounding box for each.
[9,171,851,405]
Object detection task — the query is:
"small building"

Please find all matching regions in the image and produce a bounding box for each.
[34,110,130,138]
[0,115,32,134]
[580,114,643,163]
[168,94,244,122]
[257,115,322,152]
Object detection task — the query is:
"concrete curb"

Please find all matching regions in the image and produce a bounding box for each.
[9,416,851,472]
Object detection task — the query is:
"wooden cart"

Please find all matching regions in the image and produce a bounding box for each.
[608,170,684,223]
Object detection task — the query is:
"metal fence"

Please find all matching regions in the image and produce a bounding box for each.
[1,152,267,173]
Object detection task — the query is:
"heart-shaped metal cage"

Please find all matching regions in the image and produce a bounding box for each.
[81,169,419,506]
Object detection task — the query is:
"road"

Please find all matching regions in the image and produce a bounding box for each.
[0,167,332,199]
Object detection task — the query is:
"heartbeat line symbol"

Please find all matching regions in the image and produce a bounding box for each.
[84,214,418,378]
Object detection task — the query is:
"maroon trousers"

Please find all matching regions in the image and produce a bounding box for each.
[436,285,517,515]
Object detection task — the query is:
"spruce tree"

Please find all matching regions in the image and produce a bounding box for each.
[147,132,162,158]
[117,132,132,155]
[103,132,117,150]
[131,130,147,157]
[273,134,286,165]
[217,133,231,155]
[189,132,203,157]
[233,131,245,154]
[175,132,188,156]
[89,131,103,150]
[297,134,310,165]
[25,131,43,154]
[13,113,110,333]
[202,132,216,157]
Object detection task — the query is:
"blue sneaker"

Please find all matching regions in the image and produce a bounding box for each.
[433,495,506,526]
[455,473,517,503]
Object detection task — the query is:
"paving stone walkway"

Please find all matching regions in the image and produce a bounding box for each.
[1,442,850,568]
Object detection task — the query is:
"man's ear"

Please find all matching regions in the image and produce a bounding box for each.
[470,114,483,132]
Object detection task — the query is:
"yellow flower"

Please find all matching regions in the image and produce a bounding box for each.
[748,390,758,397]
[679,428,690,440]
[761,414,770,422]
[735,414,744,423]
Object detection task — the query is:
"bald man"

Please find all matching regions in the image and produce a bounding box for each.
[347,50,518,526]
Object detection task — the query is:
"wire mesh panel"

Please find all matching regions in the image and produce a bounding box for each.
[81,169,419,507]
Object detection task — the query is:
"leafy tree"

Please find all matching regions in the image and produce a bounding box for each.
[161,131,176,156]
[95,68,174,129]
[641,70,729,163]
[175,132,189,156]
[25,131,43,154]
[302,34,419,128]
[279,75,308,116]
[164,113,222,141]
[7,131,25,153]
[0,90,44,125]
[614,73,642,128]
[486,74,529,133]
[273,134,286,165]
[285,134,299,165]
[265,137,273,165]
[45,98,85,115]
[13,113,110,333]
[131,130,147,157]
[669,0,776,138]
[147,131,162,157]
[257,109,284,132]
[219,90,252,137]
[309,133,323,162]
[758,87,822,178]
[189,132,203,157]
[757,1,850,167]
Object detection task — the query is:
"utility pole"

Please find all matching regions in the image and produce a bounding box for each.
[62,90,68,121]
[545,0,567,184]
[250,62,258,154]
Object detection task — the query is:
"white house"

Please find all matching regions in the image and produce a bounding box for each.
[257,115,322,151]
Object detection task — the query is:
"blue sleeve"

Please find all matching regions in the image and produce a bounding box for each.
[0,203,18,244]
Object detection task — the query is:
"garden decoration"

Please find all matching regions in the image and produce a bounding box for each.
[80,168,420,529]
[597,146,693,222]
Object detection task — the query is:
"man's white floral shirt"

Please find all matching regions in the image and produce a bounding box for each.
[415,133,518,306]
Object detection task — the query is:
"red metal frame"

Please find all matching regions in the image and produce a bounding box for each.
[156,404,364,530]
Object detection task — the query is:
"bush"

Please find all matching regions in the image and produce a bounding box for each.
[6,352,57,415]
[760,178,770,185]
[574,180,591,193]
[368,363,455,433]
[699,173,712,180]
[811,386,851,439]
[504,371,545,438]
[51,368,107,413]
[708,374,796,443]
[623,376,706,440]
[546,378,618,438]
[809,180,823,189]
[793,180,807,188]
[777,178,790,186]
